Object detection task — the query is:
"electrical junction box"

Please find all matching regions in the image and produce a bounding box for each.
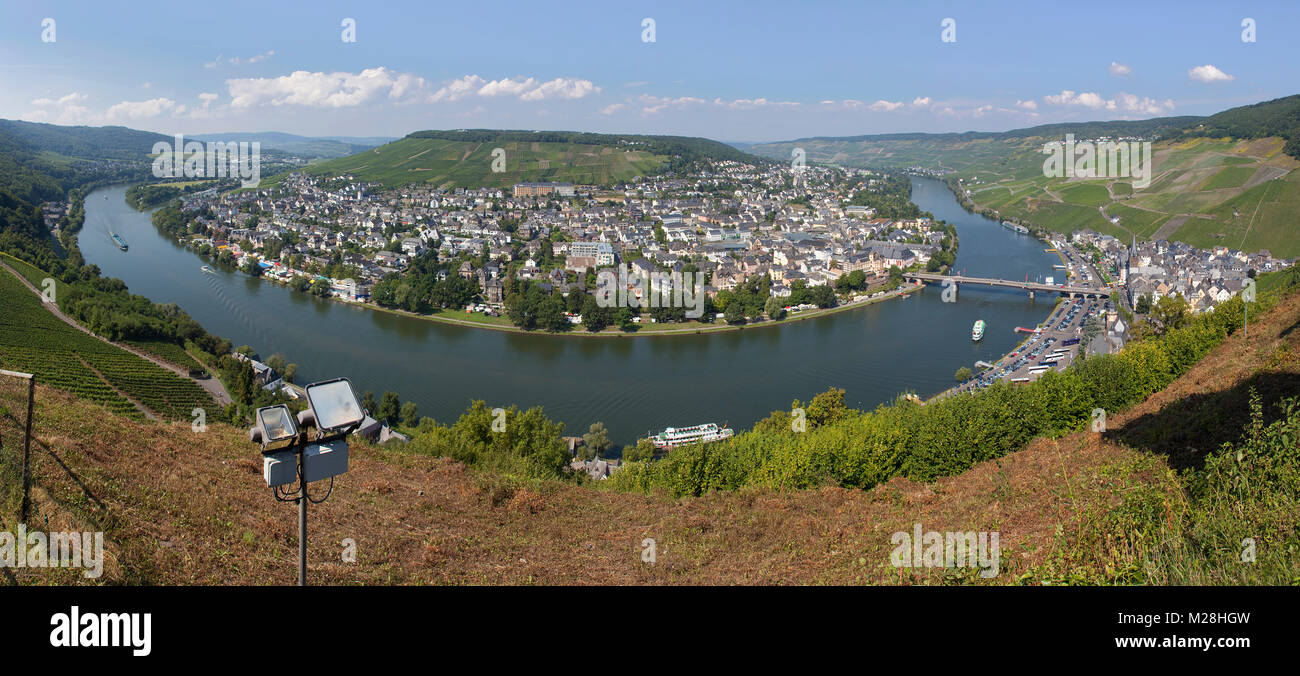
[263,450,297,488]
[303,441,348,483]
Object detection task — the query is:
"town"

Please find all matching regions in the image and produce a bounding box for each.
[157,160,959,331]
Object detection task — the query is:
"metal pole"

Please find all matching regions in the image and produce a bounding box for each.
[19,375,34,523]
[298,446,307,587]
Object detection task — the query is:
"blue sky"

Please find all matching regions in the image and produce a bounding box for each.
[2,0,1296,142]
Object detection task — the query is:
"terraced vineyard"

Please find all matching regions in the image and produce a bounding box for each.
[956,136,1300,255]
[126,339,205,372]
[0,265,217,422]
[263,135,670,190]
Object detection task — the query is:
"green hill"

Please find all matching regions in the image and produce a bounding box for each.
[265,129,770,189]
[749,95,1300,257]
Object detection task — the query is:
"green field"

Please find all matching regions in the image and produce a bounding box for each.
[0,264,217,421]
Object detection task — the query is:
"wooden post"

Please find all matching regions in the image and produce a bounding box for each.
[20,374,34,523]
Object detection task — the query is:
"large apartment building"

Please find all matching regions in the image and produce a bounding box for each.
[512,182,576,198]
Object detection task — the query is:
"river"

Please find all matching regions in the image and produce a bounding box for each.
[77,177,1058,445]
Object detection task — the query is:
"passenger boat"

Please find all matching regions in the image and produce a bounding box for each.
[110,231,128,251]
[971,319,986,341]
[649,423,734,450]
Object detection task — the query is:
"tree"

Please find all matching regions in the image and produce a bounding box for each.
[282,363,297,384]
[361,390,377,416]
[765,296,786,320]
[724,302,746,325]
[1135,293,1151,314]
[954,366,972,381]
[809,284,836,308]
[400,401,420,428]
[581,295,611,332]
[617,306,638,332]
[623,438,657,462]
[538,294,571,332]
[377,391,401,424]
[1150,294,1190,335]
[582,422,612,459]
[265,353,286,373]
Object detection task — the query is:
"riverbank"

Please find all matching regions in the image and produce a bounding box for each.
[338,282,926,337]
[165,220,929,338]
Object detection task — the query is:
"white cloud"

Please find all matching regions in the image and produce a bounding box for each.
[1043,89,1112,109]
[478,77,538,98]
[714,97,799,109]
[207,50,275,69]
[429,75,486,103]
[31,92,87,106]
[105,97,177,120]
[520,78,600,101]
[1188,64,1234,83]
[429,75,599,103]
[912,96,932,107]
[600,103,626,115]
[867,99,904,112]
[227,68,427,108]
[1041,89,1172,115]
[1114,92,1174,114]
[1108,61,1132,77]
[637,94,706,115]
[24,92,94,125]
[1016,99,1038,110]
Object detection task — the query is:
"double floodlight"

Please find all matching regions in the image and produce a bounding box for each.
[303,377,364,435]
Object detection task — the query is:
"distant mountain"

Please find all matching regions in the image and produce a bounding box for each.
[189,131,393,159]
[267,129,771,189]
[0,119,169,161]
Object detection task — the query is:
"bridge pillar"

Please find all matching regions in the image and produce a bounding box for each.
[1028,290,1035,300]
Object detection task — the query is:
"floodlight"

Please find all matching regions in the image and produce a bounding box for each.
[304,378,364,433]
[255,405,298,446]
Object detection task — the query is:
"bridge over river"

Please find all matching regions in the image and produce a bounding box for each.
[903,272,1113,299]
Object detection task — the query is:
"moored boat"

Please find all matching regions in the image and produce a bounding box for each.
[649,422,734,450]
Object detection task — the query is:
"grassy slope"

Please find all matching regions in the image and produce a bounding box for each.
[264,136,670,190]
[6,279,1300,585]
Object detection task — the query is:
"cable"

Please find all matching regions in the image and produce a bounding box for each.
[306,476,334,504]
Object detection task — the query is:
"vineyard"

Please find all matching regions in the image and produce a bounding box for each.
[126,339,206,372]
[0,266,217,422]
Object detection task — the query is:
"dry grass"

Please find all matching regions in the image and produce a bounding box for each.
[4,295,1299,586]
